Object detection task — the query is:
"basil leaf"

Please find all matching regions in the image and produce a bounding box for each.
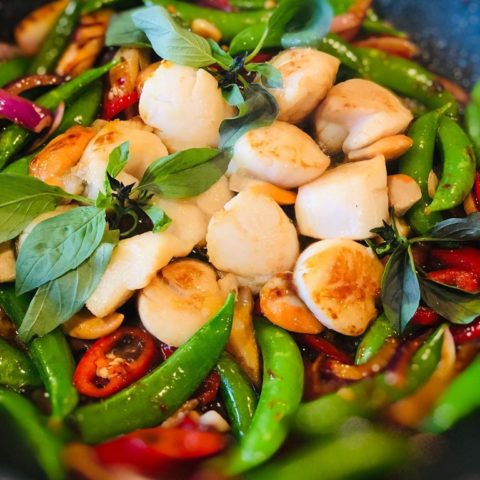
[16,207,106,295]
[282,0,334,49]
[208,39,234,69]
[0,174,78,243]
[132,6,216,68]
[220,84,278,149]
[246,63,283,88]
[137,148,230,199]
[222,84,244,106]
[143,205,172,232]
[106,9,151,48]
[381,246,421,332]
[107,141,130,178]
[419,277,480,325]
[18,230,119,342]
[425,213,480,241]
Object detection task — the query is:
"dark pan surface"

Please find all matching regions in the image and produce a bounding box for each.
[0,1,480,479]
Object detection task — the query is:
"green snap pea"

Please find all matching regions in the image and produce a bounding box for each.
[229,0,269,10]
[0,57,29,88]
[28,0,82,75]
[217,352,257,440]
[362,8,407,38]
[427,116,476,213]
[146,0,272,41]
[423,355,480,433]
[225,318,304,475]
[293,325,445,437]
[73,294,235,444]
[246,429,409,480]
[398,110,444,234]
[0,61,117,170]
[0,387,64,480]
[0,284,78,420]
[0,338,41,390]
[355,314,395,365]
[465,80,480,165]
[82,0,141,14]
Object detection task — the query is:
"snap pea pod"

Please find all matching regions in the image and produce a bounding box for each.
[465,80,480,165]
[28,0,82,75]
[0,284,78,420]
[293,325,445,437]
[0,57,29,88]
[145,0,272,40]
[398,110,444,234]
[0,338,41,390]
[423,355,480,433]
[0,60,117,170]
[73,294,235,444]
[225,318,304,475]
[82,0,141,13]
[229,0,269,10]
[0,387,64,480]
[355,314,395,365]
[217,352,257,440]
[246,429,409,480]
[427,116,476,213]
[362,8,407,37]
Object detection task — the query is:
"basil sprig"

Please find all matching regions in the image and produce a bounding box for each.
[374,212,480,331]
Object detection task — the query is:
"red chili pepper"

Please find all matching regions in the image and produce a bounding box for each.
[102,91,139,121]
[427,268,480,293]
[251,52,274,63]
[196,370,221,407]
[451,317,480,344]
[430,247,480,276]
[473,171,480,209]
[197,0,232,10]
[95,427,228,476]
[298,334,352,364]
[73,327,156,398]
[410,306,442,326]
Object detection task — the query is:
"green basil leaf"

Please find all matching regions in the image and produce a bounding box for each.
[424,213,480,241]
[381,246,421,332]
[106,9,151,48]
[132,6,216,68]
[419,277,480,324]
[17,230,119,342]
[222,83,245,107]
[16,207,106,295]
[142,205,172,232]
[107,141,130,178]
[0,174,78,243]
[282,0,334,49]
[220,84,278,150]
[208,39,234,69]
[245,62,283,88]
[137,148,230,199]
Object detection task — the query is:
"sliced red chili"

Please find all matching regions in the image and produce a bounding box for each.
[195,370,221,407]
[427,268,480,293]
[430,247,480,276]
[451,317,480,344]
[73,327,156,398]
[102,91,139,121]
[298,334,352,364]
[474,171,480,209]
[95,426,228,476]
[410,306,442,327]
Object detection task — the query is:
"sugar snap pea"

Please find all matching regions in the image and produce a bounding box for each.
[0,61,117,170]
[0,284,78,420]
[293,325,445,437]
[73,294,234,443]
[355,314,395,365]
[398,109,444,234]
[246,429,409,480]
[0,338,41,390]
[217,352,257,440]
[427,116,476,213]
[362,8,407,37]
[28,0,82,75]
[0,387,64,480]
[0,57,29,88]
[225,318,304,475]
[465,80,480,165]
